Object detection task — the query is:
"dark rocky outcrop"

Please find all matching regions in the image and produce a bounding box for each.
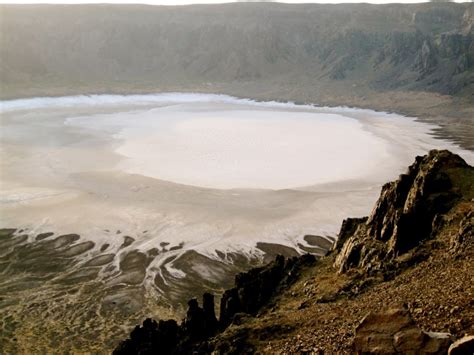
[114,254,316,354]
[353,307,452,354]
[115,318,179,355]
[113,294,211,355]
[334,150,473,273]
[333,217,368,252]
[220,254,315,327]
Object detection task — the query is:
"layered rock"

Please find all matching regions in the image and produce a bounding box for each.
[334,150,473,273]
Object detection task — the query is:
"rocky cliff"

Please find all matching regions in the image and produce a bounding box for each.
[113,150,473,353]
[334,149,473,273]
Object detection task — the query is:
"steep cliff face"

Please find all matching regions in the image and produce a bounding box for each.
[1,3,472,99]
[334,150,473,273]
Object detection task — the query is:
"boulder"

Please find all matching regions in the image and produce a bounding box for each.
[423,332,453,353]
[448,335,474,355]
[353,307,452,354]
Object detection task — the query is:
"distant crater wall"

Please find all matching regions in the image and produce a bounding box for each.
[0,3,473,99]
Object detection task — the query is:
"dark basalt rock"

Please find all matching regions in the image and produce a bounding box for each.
[114,254,316,354]
[183,298,207,341]
[114,318,179,355]
[334,150,473,273]
[202,293,218,337]
[220,254,315,327]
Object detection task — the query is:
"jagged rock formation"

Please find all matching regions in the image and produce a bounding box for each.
[113,293,218,354]
[219,254,315,327]
[208,150,472,353]
[114,150,473,353]
[113,255,316,354]
[334,149,474,353]
[334,150,473,273]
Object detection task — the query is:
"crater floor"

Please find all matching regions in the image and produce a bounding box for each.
[0,94,473,352]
